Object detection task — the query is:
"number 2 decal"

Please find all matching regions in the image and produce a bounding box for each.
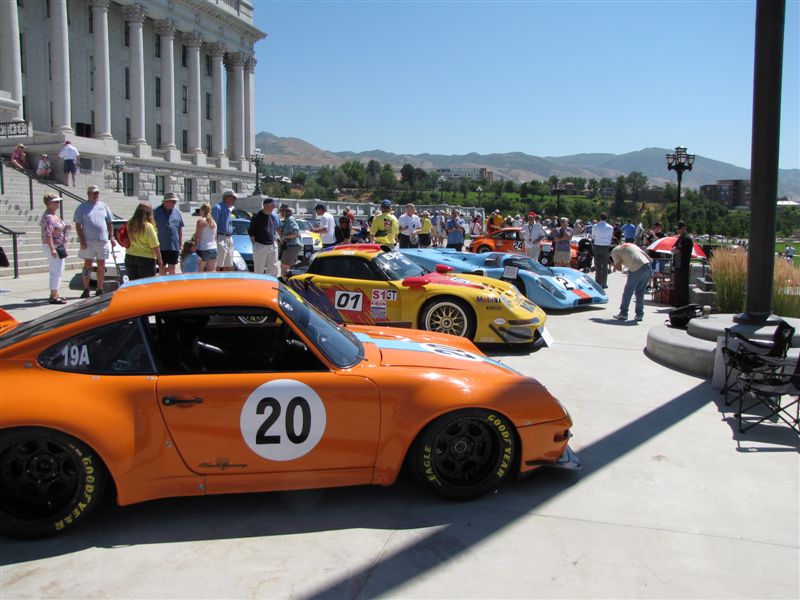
[241,380,326,461]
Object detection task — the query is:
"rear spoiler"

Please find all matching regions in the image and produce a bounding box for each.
[0,307,19,336]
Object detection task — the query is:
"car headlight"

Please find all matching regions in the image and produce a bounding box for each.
[233,254,248,271]
[313,239,322,249]
[583,276,604,294]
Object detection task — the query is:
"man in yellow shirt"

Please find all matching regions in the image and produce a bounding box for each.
[370,199,399,246]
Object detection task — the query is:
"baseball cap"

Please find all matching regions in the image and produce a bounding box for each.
[87,185,100,194]
[380,199,392,208]
[222,189,236,198]
[314,203,326,211]
[263,197,275,205]
[163,191,179,202]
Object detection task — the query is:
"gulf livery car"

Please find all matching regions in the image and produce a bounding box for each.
[468,227,526,254]
[289,244,550,346]
[401,249,607,310]
[0,273,578,538]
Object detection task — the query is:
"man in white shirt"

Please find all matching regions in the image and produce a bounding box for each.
[521,213,546,261]
[591,212,614,289]
[398,203,422,248]
[58,140,80,187]
[312,203,337,248]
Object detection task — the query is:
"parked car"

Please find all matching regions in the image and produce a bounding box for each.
[401,249,607,310]
[289,244,550,346]
[0,273,578,537]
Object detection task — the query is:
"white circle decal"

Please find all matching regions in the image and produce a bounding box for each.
[240,379,327,461]
[420,343,484,361]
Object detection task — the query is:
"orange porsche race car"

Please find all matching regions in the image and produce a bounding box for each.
[0,273,578,538]
[468,227,526,254]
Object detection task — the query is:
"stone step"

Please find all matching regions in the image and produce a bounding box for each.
[695,277,715,291]
[690,288,716,307]
[687,313,800,345]
[646,324,716,378]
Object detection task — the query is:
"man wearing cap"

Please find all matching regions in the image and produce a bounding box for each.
[58,140,79,187]
[522,213,546,261]
[278,204,302,277]
[312,203,337,248]
[446,208,466,251]
[153,192,185,275]
[369,199,399,246]
[74,185,114,297]
[249,197,281,276]
[211,189,236,271]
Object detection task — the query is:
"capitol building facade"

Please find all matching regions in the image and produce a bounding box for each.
[0,0,265,203]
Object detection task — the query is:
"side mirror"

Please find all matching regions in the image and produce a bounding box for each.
[435,264,453,274]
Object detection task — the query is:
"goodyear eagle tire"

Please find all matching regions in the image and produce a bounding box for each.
[419,297,476,340]
[0,428,108,538]
[476,245,492,254]
[411,409,517,500]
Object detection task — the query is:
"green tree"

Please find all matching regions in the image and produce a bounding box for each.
[366,160,381,187]
[291,171,307,187]
[626,171,648,203]
[338,160,367,188]
[400,163,416,186]
[547,175,560,189]
[379,164,397,190]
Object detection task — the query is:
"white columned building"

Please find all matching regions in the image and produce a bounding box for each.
[1,0,266,206]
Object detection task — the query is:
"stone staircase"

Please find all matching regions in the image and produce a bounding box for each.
[0,165,139,275]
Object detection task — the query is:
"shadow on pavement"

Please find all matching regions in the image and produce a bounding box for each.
[589,317,638,326]
[0,382,717,597]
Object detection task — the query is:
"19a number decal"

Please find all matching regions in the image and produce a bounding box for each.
[241,380,326,461]
[255,396,311,445]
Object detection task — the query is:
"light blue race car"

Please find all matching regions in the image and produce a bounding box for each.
[401,248,608,310]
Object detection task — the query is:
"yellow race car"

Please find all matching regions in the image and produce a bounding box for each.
[289,244,551,346]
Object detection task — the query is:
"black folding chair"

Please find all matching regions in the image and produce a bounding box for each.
[721,320,795,406]
[736,354,800,436]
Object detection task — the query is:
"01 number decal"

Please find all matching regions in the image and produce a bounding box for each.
[241,380,326,461]
[334,290,364,312]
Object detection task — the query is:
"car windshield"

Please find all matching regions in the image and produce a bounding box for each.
[503,255,551,275]
[232,220,250,235]
[0,295,112,350]
[297,220,312,232]
[374,251,426,280]
[278,287,363,368]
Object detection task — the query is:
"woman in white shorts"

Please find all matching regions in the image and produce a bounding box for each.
[194,203,218,272]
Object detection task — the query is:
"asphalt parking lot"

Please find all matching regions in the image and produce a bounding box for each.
[0,268,798,599]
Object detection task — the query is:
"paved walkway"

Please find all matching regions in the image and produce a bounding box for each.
[0,267,797,598]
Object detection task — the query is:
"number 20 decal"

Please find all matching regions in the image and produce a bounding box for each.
[241,380,326,461]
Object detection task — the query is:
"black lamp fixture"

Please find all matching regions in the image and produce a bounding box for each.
[248,147,265,195]
[111,155,125,193]
[666,146,695,223]
[551,182,565,218]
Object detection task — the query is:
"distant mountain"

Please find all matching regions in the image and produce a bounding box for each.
[255,132,799,199]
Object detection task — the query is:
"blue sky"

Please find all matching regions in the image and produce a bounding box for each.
[252,1,799,170]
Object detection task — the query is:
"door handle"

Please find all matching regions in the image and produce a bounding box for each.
[162,396,203,406]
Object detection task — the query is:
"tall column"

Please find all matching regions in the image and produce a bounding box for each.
[0,0,24,121]
[50,0,73,134]
[225,54,233,158]
[209,42,227,166]
[156,20,179,161]
[243,56,256,160]
[184,31,204,158]
[90,0,112,139]
[226,52,245,163]
[124,4,150,155]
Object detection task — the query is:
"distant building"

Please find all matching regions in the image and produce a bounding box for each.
[700,179,751,208]
[437,167,493,183]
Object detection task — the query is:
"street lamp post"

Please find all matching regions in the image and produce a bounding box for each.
[111,155,125,193]
[248,147,265,195]
[438,175,446,204]
[666,146,695,223]
[476,185,483,205]
[551,182,565,218]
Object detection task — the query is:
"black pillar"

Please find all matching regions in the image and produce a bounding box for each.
[735,0,785,323]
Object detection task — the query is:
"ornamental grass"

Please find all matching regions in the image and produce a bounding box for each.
[709,248,747,313]
[772,259,800,318]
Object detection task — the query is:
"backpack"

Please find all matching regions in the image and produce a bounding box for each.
[668,304,703,328]
[117,223,131,248]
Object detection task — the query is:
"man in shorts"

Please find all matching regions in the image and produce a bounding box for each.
[153,191,184,275]
[58,140,79,187]
[278,204,302,278]
[211,189,237,271]
[74,185,114,297]
[553,217,573,267]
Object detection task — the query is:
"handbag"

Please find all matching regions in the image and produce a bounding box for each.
[55,244,68,259]
[0,247,8,268]
[668,304,702,328]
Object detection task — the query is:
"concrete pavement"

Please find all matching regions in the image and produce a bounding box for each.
[0,266,797,598]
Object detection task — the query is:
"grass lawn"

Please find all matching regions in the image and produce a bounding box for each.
[775,241,800,266]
